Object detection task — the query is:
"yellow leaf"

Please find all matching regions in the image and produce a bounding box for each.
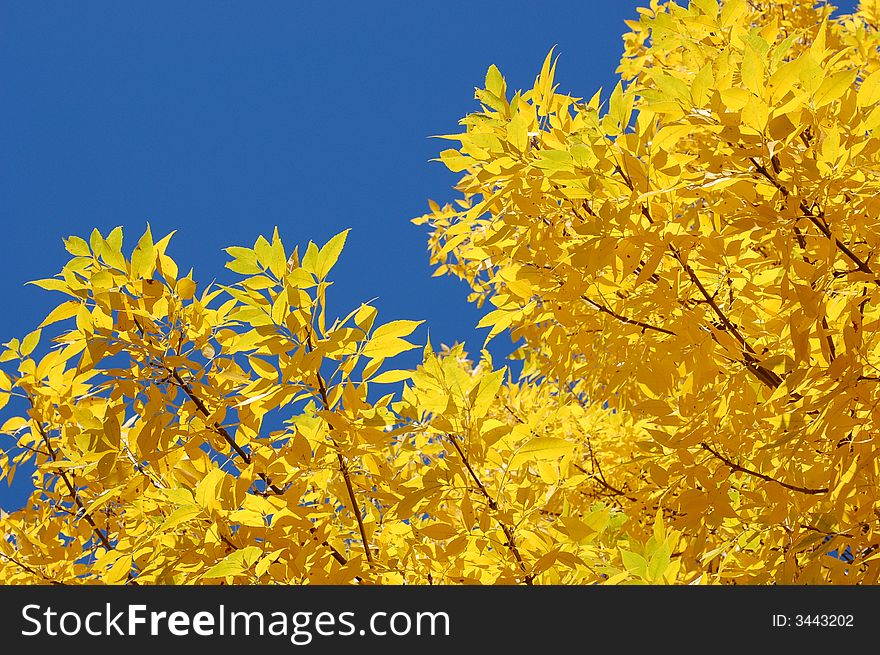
[315,229,350,279]
[509,437,575,469]
[653,508,666,543]
[39,301,81,328]
[285,267,316,289]
[268,227,287,279]
[242,275,276,290]
[485,64,506,99]
[690,63,714,105]
[471,368,505,419]
[0,417,27,433]
[768,59,802,102]
[103,555,132,584]
[354,304,378,332]
[814,69,856,107]
[176,278,197,300]
[647,543,672,583]
[196,468,226,512]
[255,551,283,578]
[20,329,41,357]
[740,46,765,96]
[203,552,246,579]
[619,549,648,579]
[225,246,261,275]
[82,486,123,519]
[858,69,880,108]
[131,225,156,278]
[420,523,458,540]
[798,54,824,94]
[64,235,91,257]
[249,355,278,380]
[372,319,423,340]
[362,336,418,359]
[161,505,201,532]
[370,369,413,384]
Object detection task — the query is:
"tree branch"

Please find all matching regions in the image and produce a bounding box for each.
[581,295,676,336]
[0,552,65,585]
[604,162,783,390]
[447,434,534,584]
[700,442,828,495]
[750,156,878,284]
[572,462,637,502]
[28,399,114,551]
[670,247,783,389]
[133,317,347,567]
[306,329,373,564]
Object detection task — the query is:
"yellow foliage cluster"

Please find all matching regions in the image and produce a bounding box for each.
[416,0,880,583]
[2,0,880,584]
[0,224,669,584]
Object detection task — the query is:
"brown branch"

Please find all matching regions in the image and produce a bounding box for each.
[506,402,634,500]
[821,316,837,363]
[566,193,660,284]
[306,329,373,564]
[311,528,349,567]
[133,317,347,567]
[132,318,283,494]
[28,400,114,551]
[172,369,349,567]
[604,156,782,389]
[700,442,828,495]
[508,399,636,504]
[573,461,637,503]
[800,524,852,539]
[131,319,251,461]
[0,552,65,585]
[449,433,498,510]
[750,157,878,284]
[447,434,534,584]
[581,295,676,336]
[670,247,782,389]
[169,370,290,498]
[802,207,876,281]
[171,371,251,463]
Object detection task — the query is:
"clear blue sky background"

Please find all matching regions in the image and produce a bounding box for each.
[0,0,859,511]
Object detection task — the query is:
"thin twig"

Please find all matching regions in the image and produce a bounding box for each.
[0,552,65,585]
[700,442,828,495]
[28,400,114,551]
[305,328,373,564]
[750,156,878,285]
[133,316,347,567]
[581,295,676,336]
[447,434,534,584]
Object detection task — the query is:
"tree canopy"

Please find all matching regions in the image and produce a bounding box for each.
[2,0,880,584]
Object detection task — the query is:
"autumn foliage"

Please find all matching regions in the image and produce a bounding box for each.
[3,0,880,584]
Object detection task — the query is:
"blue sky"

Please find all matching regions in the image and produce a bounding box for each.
[0,0,860,510]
